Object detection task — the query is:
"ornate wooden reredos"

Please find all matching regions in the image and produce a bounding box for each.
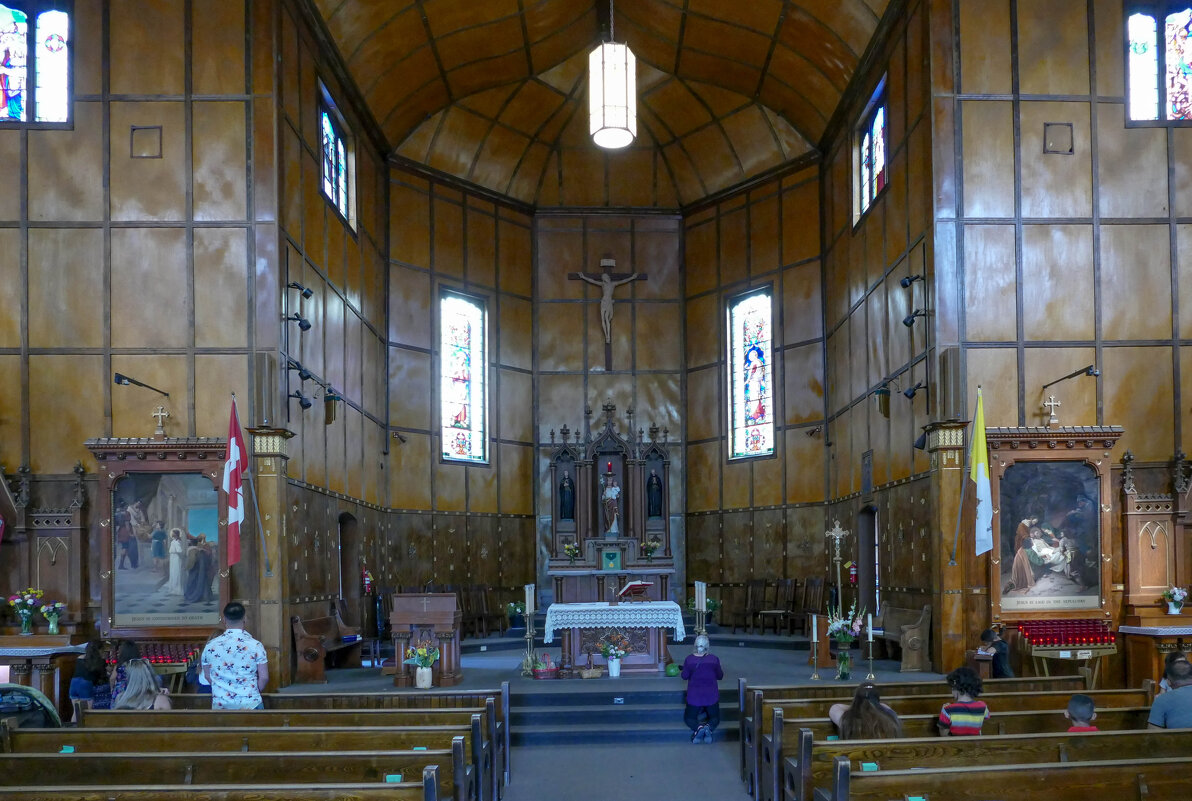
[86,434,229,640]
[986,426,1122,623]
[547,400,671,561]
[1120,450,1192,613]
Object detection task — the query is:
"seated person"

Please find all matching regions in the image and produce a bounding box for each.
[829,682,902,739]
[1149,660,1192,729]
[1065,693,1098,732]
[68,641,111,720]
[112,659,172,710]
[978,628,1014,679]
[1159,651,1188,693]
[938,666,989,736]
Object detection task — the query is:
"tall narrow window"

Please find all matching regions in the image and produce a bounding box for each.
[0,2,71,125]
[1127,5,1192,122]
[320,108,349,218]
[854,81,887,220]
[441,292,487,464]
[727,290,774,460]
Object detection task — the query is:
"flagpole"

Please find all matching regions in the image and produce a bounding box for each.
[232,393,274,577]
[947,393,980,567]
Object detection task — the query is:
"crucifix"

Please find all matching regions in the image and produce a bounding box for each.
[151,406,170,436]
[1043,395,1061,426]
[825,519,849,608]
[568,257,647,369]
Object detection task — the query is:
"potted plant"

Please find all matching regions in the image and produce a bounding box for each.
[403,639,441,689]
[687,596,722,625]
[597,630,631,678]
[825,600,866,680]
[8,588,43,636]
[506,600,526,629]
[39,600,66,635]
[1162,586,1187,615]
[532,652,558,679]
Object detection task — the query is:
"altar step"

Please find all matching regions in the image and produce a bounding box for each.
[509,688,738,746]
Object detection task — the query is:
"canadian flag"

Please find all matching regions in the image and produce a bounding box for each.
[223,398,247,566]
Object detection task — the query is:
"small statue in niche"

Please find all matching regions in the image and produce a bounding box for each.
[559,471,576,521]
[602,475,621,535]
[646,469,663,518]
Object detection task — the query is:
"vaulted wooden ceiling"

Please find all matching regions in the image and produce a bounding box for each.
[311,0,890,207]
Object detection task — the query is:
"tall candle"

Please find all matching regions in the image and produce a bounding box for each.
[696,581,706,612]
[811,614,817,642]
[525,584,535,616]
[607,461,612,473]
[867,613,873,642]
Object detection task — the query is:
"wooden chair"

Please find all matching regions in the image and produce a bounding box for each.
[788,576,824,636]
[728,580,766,634]
[756,578,798,635]
[477,587,507,638]
[459,586,483,639]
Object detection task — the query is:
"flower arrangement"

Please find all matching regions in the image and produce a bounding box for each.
[402,639,441,668]
[506,601,525,618]
[686,597,723,614]
[825,600,866,645]
[642,538,663,561]
[597,630,632,661]
[1162,586,1188,607]
[8,588,43,635]
[39,601,66,635]
[563,541,581,564]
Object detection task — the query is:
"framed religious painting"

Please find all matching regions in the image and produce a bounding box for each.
[87,436,229,639]
[986,427,1121,621]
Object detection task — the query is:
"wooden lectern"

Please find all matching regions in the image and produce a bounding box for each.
[390,593,462,688]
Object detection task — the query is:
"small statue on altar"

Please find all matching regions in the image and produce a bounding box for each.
[602,475,621,535]
[647,470,663,518]
[559,471,576,521]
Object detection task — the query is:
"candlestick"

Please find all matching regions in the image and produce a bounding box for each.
[865,638,876,681]
[809,622,821,681]
[811,613,817,642]
[867,613,873,643]
[525,583,535,616]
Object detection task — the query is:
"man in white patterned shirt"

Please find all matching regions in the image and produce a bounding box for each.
[201,601,268,709]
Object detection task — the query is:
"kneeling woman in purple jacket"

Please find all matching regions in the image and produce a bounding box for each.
[681,633,724,743]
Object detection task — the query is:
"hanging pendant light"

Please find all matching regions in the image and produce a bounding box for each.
[589,0,636,149]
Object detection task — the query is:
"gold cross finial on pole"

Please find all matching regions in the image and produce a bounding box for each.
[825,520,849,601]
[152,406,170,436]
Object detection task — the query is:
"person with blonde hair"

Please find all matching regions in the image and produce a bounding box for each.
[112,659,171,710]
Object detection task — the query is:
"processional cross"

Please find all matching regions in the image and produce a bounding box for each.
[568,257,647,369]
[1043,395,1061,426]
[825,520,849,603]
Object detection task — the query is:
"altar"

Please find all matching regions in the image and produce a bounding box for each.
[544,601,686,674]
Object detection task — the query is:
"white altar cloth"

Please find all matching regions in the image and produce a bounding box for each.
[1119,624,1192,636]
[543,601,686,643]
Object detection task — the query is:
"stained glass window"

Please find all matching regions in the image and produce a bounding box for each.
[441,293,487,464]
[1127,6,1192,122]
[855,92,887,219]
[1130,13,1160,120]
[0,3,69,125]
[727,290,774,460]
[320,98,351,222]
[1166,8,1192,119]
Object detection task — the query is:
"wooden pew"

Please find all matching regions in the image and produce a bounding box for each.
[820,754,1192,801]
[291,610,363,683]
[737,674,1086,791]
[0,766,440,801]
[761,706,1155,801]
[0,747,471,801]
[783,728,1192,801]
[2,722,492,801]
[170,683,512,792]
[872,604,931,672]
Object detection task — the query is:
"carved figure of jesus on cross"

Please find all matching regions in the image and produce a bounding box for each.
[568,257,647,369]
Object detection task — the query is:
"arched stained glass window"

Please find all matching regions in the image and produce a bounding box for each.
[727,289,774,460]
[854,80,887,221]
[441,292,488,464]
[1127,5,1192,122]
[0,2,70,125]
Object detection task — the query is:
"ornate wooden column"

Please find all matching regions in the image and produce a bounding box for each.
[247,427,293,689]
[927,420,969,672]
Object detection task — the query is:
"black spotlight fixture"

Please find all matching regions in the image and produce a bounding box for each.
[285,313,312,332]
[288,359,312,382]
[113,372,170,397]
[913,432,928,451]
[289,391,312,410]
[900,274,924,289]
[903,381,924,399]
[902,309,928,328]
[1042,364,1100,390]
[287,281,314,299]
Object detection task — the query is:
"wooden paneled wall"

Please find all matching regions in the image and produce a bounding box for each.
[384,168,537,601]
[682,169,829,591]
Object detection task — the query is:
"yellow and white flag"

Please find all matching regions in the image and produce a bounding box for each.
[971,388,993,556]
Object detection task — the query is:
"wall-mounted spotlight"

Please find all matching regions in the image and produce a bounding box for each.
[288,359,312,381]
[287,281,314,299]
[805,425,823,437]
[113,372,169,398]
[289,391,312,410]
[1042,364,1099,391]
[913,432,928,451]
[903,309,928,328]
[285,313,312,332]
[900,274,924,289]
[903,381,924,399]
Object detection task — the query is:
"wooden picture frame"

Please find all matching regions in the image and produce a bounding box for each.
[987,427,1121,622]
